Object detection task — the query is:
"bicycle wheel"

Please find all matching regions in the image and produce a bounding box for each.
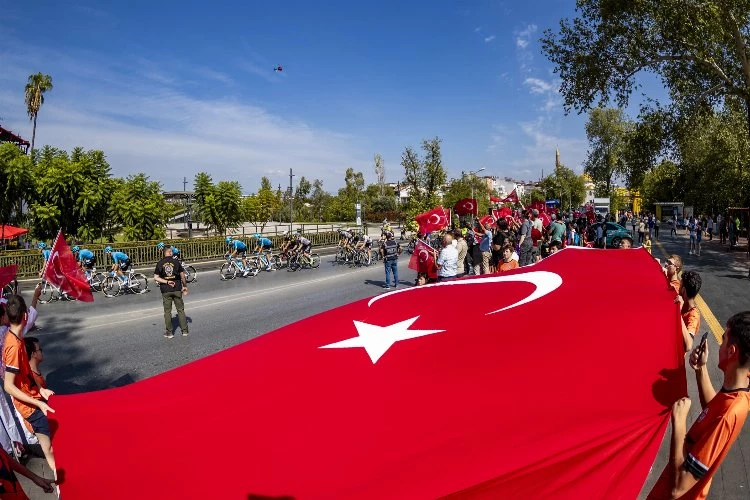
[407,241,415,254]
[102,277,123,297]
[220,263,236,280]
[129,273,149,294]
[92,272,106,292]
[271,254,283,269]
[244,258,261,277]
[308,254,321,268]
[288,255,300,272]
[39,282,57,304]
[185,265,197,283]
[1,285,13,299]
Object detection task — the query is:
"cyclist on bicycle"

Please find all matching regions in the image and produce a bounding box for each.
[71,246,96,271]
[253,233,274,271]
[105,246,131,281]
[225,237,250,277]
[296,229,312,258]
[37,243,51,277]
[156,242,180,259]
[280,231,298,258]
[355,232,372,252]
[338,228,352,248]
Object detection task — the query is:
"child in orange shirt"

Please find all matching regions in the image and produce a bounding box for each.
[498,245,519,272]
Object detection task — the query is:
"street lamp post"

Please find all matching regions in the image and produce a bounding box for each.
[461,167,485,223]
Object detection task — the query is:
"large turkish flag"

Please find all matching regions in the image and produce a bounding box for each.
[415,206,449,234]
[43,231,94,302]
[454,198,478,216]
[49,248,685,499]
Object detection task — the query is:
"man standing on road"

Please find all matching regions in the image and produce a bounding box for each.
[380,231,401,290]
[647,312,750,499]
[154,246,189,339]
[453,230,468,278]
[518,211,533,267]
[436,234,458,282]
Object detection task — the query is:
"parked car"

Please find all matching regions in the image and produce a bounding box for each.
[587,222,633,248]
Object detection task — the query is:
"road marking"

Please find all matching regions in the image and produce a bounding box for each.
[654,240,724,343]
[41,261,405,333]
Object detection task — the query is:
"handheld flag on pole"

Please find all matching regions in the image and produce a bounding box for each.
[43,230,94,302]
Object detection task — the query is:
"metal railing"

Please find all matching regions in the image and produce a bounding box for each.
[1,230,341,278]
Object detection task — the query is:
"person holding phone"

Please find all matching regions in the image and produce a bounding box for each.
[647,312,750,499]
[675,271,702,352]
[154,245,189,339]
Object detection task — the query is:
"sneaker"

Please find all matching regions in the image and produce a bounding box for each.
[383,285,390,289]
[242,270,249,277]
[182,331,189,337]
[164,332,174,339]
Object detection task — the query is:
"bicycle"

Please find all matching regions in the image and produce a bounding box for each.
[2,277,18,299]
[102,269,149,298]
[352,246,374,266]
[219,255,259,280]
[175,257,197,283]
[334,246,355,264]
[271,249,292,270]
[84,267,106,292]
[248,251,276,272]
[288,250,320,271]
[38,280,75,304]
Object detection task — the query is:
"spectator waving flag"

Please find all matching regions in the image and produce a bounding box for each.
[42,230,94,302]
[415,206,449,234]
[453,198,478,216]
[408,240,438,278]
[0,265,17,291]
[48,249,685,499]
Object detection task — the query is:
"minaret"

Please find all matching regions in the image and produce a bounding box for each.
[555,146,560,169]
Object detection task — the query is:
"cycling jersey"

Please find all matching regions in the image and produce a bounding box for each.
[362,235,372,246]
[78,249,94,261]
[297,235,311,246]
[257,237,273,248]
[340,231,352,240]
[42,250,51,261]
[231,240,247,252]
[111,251,129,264]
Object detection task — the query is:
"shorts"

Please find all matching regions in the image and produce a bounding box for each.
[301,243,311,253]
[119,259,132,272]
[364,241,372,248]
[83,258,95,268]
[238,250,247,258]
[261,243,272,250]
[27,408,50,437]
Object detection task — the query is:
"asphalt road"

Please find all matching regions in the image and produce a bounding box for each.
[22,255,416,394]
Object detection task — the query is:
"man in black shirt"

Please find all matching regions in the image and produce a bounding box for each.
[154,246,189,339]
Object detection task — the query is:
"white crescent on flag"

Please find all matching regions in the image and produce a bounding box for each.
[428,214,442,225]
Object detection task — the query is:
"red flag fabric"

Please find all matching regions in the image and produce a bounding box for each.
[0,225,28,240]
[48,249,685,499]
[415,206,449,234]
[0,265,17,290]
[43,231,94,302]
[478,214,496,228]
[408,240,438,279]
[493,207,512,222]
[453,198,478,216]
[539,212,551,228]
[489,195,502,203]
[530,200,547,214]
[501,189,519,204]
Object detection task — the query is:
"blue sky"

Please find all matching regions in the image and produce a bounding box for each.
[2,1,612,193]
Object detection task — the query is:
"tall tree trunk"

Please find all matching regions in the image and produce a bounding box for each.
[30,113,38,154]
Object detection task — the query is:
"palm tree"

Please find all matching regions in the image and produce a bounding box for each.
[24,73,53,154]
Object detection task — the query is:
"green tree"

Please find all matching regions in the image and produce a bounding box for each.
[400,137,448,218]
[24,73,53,154]
[193,172,214,225]
[584,108,632,194]
[245,177,282,231]
[294,176,312,221]
[109,174,171,241]
[374,153,385,196]
[641,160,683,208]
[0,143,34,235]
[309,179,330,222]
[541,1,750,145]
[539,164,587,210]
[442,175,489,216]
[422,137,447,207]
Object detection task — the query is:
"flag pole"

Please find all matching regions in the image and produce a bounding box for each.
[40,229,62,280]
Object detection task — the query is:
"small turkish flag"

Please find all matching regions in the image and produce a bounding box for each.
[501,188,519,203]
[493,207,512,222]
[453,198,478,216]
[479,214,496,227]
[43,230,94,302]
[415,206,449,234]
[48,249,685,499]
[0,265,17,291]
[408,240,438,278]
[539,212,551,228]
[489,195,502,203]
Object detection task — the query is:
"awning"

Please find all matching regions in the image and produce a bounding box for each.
[0,225,29,240]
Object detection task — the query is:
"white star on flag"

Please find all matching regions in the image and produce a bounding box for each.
[319,316,445,364]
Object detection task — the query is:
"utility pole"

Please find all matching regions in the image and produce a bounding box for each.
[289,168,295,233]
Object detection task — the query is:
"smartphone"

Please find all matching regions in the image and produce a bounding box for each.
[696,332,709,358]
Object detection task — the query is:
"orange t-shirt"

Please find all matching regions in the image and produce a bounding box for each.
[0,448,28,500]
[682,306,701,337]
[669,279,681,294]
[499,260,519,272]
[31,369,47,390]
[648,389,750,499]
[3,331,42,420]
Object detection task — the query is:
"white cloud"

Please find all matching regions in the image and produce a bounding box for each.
[516,39,529,49]
[510,118,587,175]
[524,77,554,94]
[484,35,496,43]
[487,124,510,154]
[522,77,563,112]
[474,26,482,33]
[514,24,537,50]
[514,24,538,74]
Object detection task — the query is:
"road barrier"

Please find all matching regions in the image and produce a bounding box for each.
[0,231,341,278]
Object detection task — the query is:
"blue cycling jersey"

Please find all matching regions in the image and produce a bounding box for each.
[232,240,247,251]
[111,251,129,264]
[258,238,273,247]
[42,249,51,261]
[78,249,94,261]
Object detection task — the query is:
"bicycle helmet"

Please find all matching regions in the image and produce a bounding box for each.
[225,236,232,244]
[384,231,394,239]
[37,242,46,249]
[156,242,165,250]
[296,228,302,234]
[104,246,113,253]
[253,233,261,238]
[72,245,80,252]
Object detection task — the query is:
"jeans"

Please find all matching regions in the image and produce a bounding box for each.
[162,290,188,333]
[519,244,533,266]
[384,259,398,287]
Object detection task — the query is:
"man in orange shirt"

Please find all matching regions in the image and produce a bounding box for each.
[648,312,750,499]
[675,271,702,353]
[1,295,56,478]
[498,245,519,272]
